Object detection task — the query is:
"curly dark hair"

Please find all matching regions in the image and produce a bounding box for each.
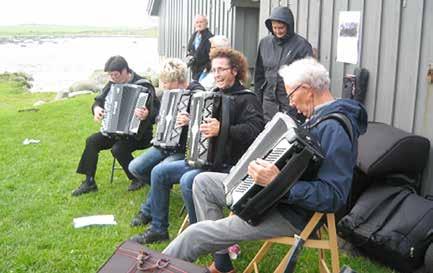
[209,48,249,83]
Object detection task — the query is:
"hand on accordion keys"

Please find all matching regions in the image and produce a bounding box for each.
[134,107,149,121]
[200,118,220,138]
[176,112,190,128]
[248,158,280,187]
[93,106,105,123]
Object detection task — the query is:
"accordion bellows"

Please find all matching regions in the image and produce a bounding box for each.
[101,84,149,135]
[152,89,193,150]
[186,91,230,170]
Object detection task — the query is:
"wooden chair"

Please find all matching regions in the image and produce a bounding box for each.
[243,212,340,273]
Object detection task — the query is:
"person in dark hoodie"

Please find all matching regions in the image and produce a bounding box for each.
[255,6,313,122]
[162,58,368,273]
[72,56,159,196]
[128,58,205,227]
[186,15,214,81]
[129,48,264,245]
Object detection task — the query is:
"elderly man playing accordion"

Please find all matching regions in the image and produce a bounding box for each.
[130,48,265,245]
[162,58,368,273]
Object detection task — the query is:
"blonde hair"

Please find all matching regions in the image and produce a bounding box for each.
[159,58,187,84]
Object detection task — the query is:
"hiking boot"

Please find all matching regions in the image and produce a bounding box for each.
[128,179,146,191]
[130,228,169,244]
[72,180,98,196]
[130,211,152,227]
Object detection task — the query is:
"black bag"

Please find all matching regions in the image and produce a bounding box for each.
[350,122,430,206]
[338,184,433,273]
[98,240,209,273]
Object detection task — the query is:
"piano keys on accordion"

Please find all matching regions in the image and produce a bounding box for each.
[101,83,150,135]
[152,88,193,150]
[223,112,324,225]
[186,91,231,170]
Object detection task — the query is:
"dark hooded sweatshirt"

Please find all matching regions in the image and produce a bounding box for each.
[277,99,368,230]
[92,71,160,145]
[254,7,313,122]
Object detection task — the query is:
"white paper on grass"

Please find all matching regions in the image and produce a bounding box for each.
[73,215,117,228]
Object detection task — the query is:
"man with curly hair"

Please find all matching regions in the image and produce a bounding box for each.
[130,48,264,244]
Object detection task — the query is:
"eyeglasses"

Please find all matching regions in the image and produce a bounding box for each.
[211,67,231,74]
[286,84,302,100]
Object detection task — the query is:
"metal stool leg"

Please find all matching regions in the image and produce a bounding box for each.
[110,158,116,184]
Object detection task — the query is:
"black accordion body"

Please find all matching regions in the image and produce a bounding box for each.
[152,89,193,150]
[101,84,150,135]
[223,113,324,225]
[186,91,231,170]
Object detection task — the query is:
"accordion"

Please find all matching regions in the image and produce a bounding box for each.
[186,91,231,170]
[101,84,150,135]
[223,113,324,226]
[152,89,193,149]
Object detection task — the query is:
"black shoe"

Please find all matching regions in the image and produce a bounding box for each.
[130,229,169,244]
[128,179,146,191]
[72,180,98,196]
[130,211,152,227]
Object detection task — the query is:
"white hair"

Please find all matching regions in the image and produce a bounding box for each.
[209,35,231,49]
[278,57,330,92]
[194,15,208,24]
[159,58,187,83]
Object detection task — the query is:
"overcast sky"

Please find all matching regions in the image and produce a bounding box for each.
[0,0,157,27]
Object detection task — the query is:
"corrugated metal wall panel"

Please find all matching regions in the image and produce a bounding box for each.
[413,0,433,194]
[308,0,321,53]
[259,0,433,194]
[374,0,400,124]
[318,0,334,71]
[360,0,382,120]
[393,0,424,132]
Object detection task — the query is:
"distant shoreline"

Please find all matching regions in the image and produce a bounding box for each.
[0,24,158,40]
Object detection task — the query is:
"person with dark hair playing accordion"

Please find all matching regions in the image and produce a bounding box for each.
[162,58,368,273]
[128,58,205,227]
[72,55,159,196]
[129,48,265,244]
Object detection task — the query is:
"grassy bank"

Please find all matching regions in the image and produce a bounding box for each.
[0,24,157,38]
[0,80,393,272]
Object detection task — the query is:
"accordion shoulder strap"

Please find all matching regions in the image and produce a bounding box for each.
[308,112,354,144]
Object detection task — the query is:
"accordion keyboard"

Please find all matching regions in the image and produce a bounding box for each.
[232,138,292,202]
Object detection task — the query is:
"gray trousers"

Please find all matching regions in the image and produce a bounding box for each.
[163,172,299,262]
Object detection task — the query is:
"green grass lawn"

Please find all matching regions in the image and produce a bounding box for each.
[0,81,395,273]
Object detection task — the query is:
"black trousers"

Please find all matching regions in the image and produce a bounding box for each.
[76,132,151,180]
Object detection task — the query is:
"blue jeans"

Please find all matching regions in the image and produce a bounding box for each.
[128,146,184,183]
[141,159,204,233]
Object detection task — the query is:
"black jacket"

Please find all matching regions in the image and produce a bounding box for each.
[254,7,313,121]
[92,71,160,143]
[214,81,265,167]
[187,28,214,80]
